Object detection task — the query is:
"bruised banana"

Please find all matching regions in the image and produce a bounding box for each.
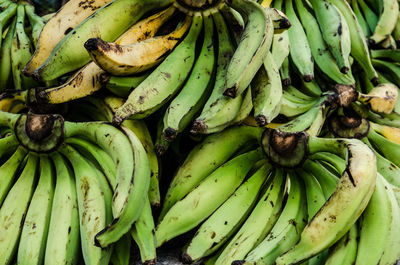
[27,6,175,106]
[86,15,191,76]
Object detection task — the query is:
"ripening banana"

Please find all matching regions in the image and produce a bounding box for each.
[223,0,273,98]
[32,0,173,81]
[369,0,399,45]
[358,83,398,114]
[22,0,114,75]
[86,15,191,76]
[113,13,202,124]
[27,6,175,106]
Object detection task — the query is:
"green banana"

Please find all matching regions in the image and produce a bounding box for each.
[294,0,355,85]
[368,127,400,167]
[271,0,289,68]
[355,174,391,265]
[162,13,215,141]
[60,144,112,265]
[285,0,314,82]
[32,0,173,81]
[232,86,253,124]
[215,168,286,265]
[17,156,55,265]
[45,152,80,265]
[110,234,131,265]
[252,51,282,126]
[244,171,307,264]
[113,14,202,123]
[155,148,264,247]
[0,16,15,90]
[371,48,400,61]
[276,137,376,264]
[308,0,351,74]
[11,5,37,90]
[0,146,27,206]
[280,56,291,86]
[330,0,378,83]
[224,0,273,98]
[24,4,46,47]
[130,197,157,265]
[302,160,339,198]
[351,0,370,37]
[103,73,150,98]
[191,11,242,134]
[280,92,319,117]
[359,0,379,33]
[0,2,17,48]
[324,225,358,265]
[369,0,399,44]
[159,125,262,219]
[64,121,150,247]
[183,162,272,263]
[0,154,38,265]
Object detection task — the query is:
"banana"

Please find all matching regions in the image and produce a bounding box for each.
[0,146,27,206]
[285,0,314,82]
[232,86,253,124]
[162,13,215,141]
[22,0,114,75]
[302,160,339,198]
[380,35,397,49]
[271,31,290,70]
[367,126,400,167]
[65,137,116,188]
[191,11,242,134]
[103,73,150,98]
[268,7,291,33]
[244,171,307,264]
[215,168,286,265]
[110,234,131,265]
[17,156,55,265]
[86,16,191,76]
[24,4,46,47]
[32,0,173,81]
[294,0,355,85]
[0,17,16,90]
[159,125,263,219]
[276,137,376,264]
[309,0,351,74]
[223,0,273,98]
[369,0,399,45]
[60,144,111,265]
[0,153,38,265]
[45,152,80,265]
[330,0,378,84]
[379,175,400,265]
[359,0,379,33]
[355,173,391,265]
[351,0,370,37]
[252,51,282,126]
[372,58,400,86]
[280,56,291,86]
[370,121,400,143]
[358,83,398,114]
[11,5,37,90]
[280,93,319,118]
[0,2,17,48]
[113,13,202,124]
[155,148,264,247]
[324,225,358,265]
[310,152,346,174]
[28,7,174,106]
[183,162,272,263]
[130,197,157,265]
[371,48,400,61]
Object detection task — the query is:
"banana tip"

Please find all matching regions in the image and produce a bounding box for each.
[282,78,291,86]
[191,120,206,134]
[223,87,237,98]
[112,115,123,126]
[31,70,43,82]
[303,74,314,82]
[231,260,246,265]
[255,115,267,127]
[340,66,349,74]
[84,38,101,52]
[371,77,379,86]
[164,127,177,142]
[181,253,193,264]
[143,259,157,265]
[155,144,167,156]
[368,38,376,46]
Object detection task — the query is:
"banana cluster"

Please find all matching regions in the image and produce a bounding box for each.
[0,110,160,265]
[0,0,49,91]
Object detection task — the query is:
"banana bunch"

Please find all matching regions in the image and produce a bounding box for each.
[0,1,45,91]
[0,110,160,265]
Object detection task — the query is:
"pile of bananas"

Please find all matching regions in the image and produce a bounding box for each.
[0,0,400,264]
